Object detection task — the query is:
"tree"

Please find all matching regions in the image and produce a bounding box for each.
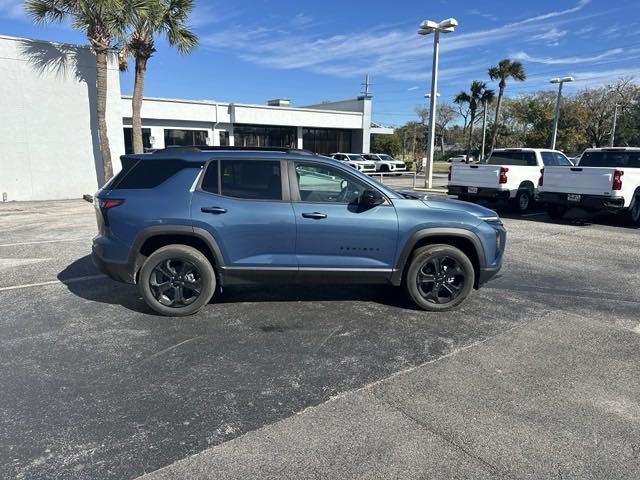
[371,134,401,157]
[455,81,495,161]
[25,0,139,182]
[435,104,457,153]
[488,59,526,150]
[124,0,198,153]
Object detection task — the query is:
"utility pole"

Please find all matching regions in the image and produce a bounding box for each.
[361,74,370,96]
[481,99,489,161]
[610,104,620,147]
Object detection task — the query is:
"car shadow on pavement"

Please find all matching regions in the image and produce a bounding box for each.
[58,255,416,315]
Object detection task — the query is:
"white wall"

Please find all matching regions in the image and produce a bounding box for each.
[0,35,124,201]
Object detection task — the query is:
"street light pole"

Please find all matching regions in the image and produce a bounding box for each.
[550,76,574,150]
[610,103,620,147]
[481,98,489,161]
[418,18,457,189]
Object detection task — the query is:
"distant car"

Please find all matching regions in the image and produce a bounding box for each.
[449,155,469,163]
[362,154,407,173]
[330,153,376,173]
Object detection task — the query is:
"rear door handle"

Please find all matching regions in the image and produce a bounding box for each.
[201,206,227,214]
[302,212,327,220]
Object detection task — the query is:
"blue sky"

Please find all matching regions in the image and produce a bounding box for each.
[1,0,639,126]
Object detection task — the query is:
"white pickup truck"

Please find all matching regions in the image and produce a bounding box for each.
[538,147,640,225]
[448,148,572,213]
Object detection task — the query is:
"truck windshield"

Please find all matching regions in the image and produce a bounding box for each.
[487,151,537,166]
[579,151,640,168]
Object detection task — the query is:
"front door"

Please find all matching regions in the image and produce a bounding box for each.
[290,161,398,277]
[190,159,297,271]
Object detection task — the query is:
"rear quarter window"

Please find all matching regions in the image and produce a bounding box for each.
[108,159,194,190]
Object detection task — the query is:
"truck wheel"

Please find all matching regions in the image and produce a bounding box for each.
[623,192,640,227]
[511,189,532,213]
[404,244,475,312]
[547,205,567,220]
[138,245,216,317]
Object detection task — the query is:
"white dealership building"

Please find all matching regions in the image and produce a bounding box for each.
[0,34,392,201]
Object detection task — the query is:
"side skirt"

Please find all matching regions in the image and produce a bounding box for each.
[218,266,394,287]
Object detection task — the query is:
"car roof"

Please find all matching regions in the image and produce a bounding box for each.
[493,148,558,152]
[122,147,323,163]
[583,147,640,152]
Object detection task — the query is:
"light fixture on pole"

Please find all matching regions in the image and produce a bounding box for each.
[418,17,458,188]
[550,76,574,150]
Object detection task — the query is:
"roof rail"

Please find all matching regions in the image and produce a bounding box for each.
[150,145,317,155]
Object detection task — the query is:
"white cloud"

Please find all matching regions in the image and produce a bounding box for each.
[512,48,624,65]
[291,13,312,28]
[531,27,567,42]
[199,0,594,81]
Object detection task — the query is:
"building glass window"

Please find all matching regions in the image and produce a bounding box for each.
[302,128,352,155]
[219,131,230,146]
[164,129,208,147]
[233,125,297,148]
[123,127,152,154]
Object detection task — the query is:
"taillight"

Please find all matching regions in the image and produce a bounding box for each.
[539,168,544,187]
[499,167,509,184]
[97,198,124,209]
[448,166,452,181]
[612,169,624,190]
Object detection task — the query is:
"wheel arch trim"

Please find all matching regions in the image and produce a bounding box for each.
[391,227,485,286]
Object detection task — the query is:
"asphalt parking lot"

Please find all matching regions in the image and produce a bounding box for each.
[1,199,639,480]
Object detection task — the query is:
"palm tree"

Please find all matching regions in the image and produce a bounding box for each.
[25,0,140,182]
[488,59,526,150]
[455,81,495,161]
[124,0,198,153]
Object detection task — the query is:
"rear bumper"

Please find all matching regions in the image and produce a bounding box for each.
[448,185,511,200]
[92,240,136,284]
[538,192,625,210]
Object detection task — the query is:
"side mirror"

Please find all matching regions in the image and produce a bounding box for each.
[360,189,384,207]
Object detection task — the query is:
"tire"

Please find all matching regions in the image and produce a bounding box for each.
[547,205,567,220]
[138,245,216,316]
[511,189,532,213]
[404,244,475,312]
[623,191,640,227]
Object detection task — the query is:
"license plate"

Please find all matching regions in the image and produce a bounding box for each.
[468,186,478,194]
[567,194,581,202]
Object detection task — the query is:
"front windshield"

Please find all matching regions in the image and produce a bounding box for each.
[347,155,366,161]
[379,154,394,161]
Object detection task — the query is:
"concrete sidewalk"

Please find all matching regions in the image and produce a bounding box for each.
[138,309,640,480]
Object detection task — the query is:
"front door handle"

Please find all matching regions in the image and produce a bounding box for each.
[201,206,227,214]
[302,212,327,220]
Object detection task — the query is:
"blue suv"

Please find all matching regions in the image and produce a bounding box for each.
[92,147,505,316]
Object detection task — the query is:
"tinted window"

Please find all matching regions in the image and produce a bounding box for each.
[165,129,208,147]
[220,160,282,200]
[110,159,191,190]
[553,152,572,166]
[541,152,561,166]
[487,151,537,166]
[579,151,640,168]
[201,161,219,194]
[295,163,369,204]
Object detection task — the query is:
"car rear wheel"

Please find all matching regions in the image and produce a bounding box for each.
[511,189,532,213]
[623,191,640,227]
[139,245,216,316]
[404,244,475,312]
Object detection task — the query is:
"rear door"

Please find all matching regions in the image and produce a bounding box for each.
[289,161,398,275]
[190,158,297,268]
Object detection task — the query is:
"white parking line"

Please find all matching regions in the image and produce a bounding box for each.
[0,238,88,248]
[0,274,106,292]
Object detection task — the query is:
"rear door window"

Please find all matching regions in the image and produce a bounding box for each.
[541,152,557,166]
[220,160,282,200]
[553,152,572,166]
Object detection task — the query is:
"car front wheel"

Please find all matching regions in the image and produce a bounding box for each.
[138,245,216,316]
[404,244,475,312]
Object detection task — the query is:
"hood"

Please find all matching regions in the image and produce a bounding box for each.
[397,190,498,219]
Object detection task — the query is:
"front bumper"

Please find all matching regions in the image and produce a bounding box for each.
[478,265,501,287]
[448,185,511,200]
[538,192,625,211]
[92,241,136,284]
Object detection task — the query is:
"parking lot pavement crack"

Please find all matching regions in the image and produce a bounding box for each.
[373,393,514,479]
[133,336,204,368]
